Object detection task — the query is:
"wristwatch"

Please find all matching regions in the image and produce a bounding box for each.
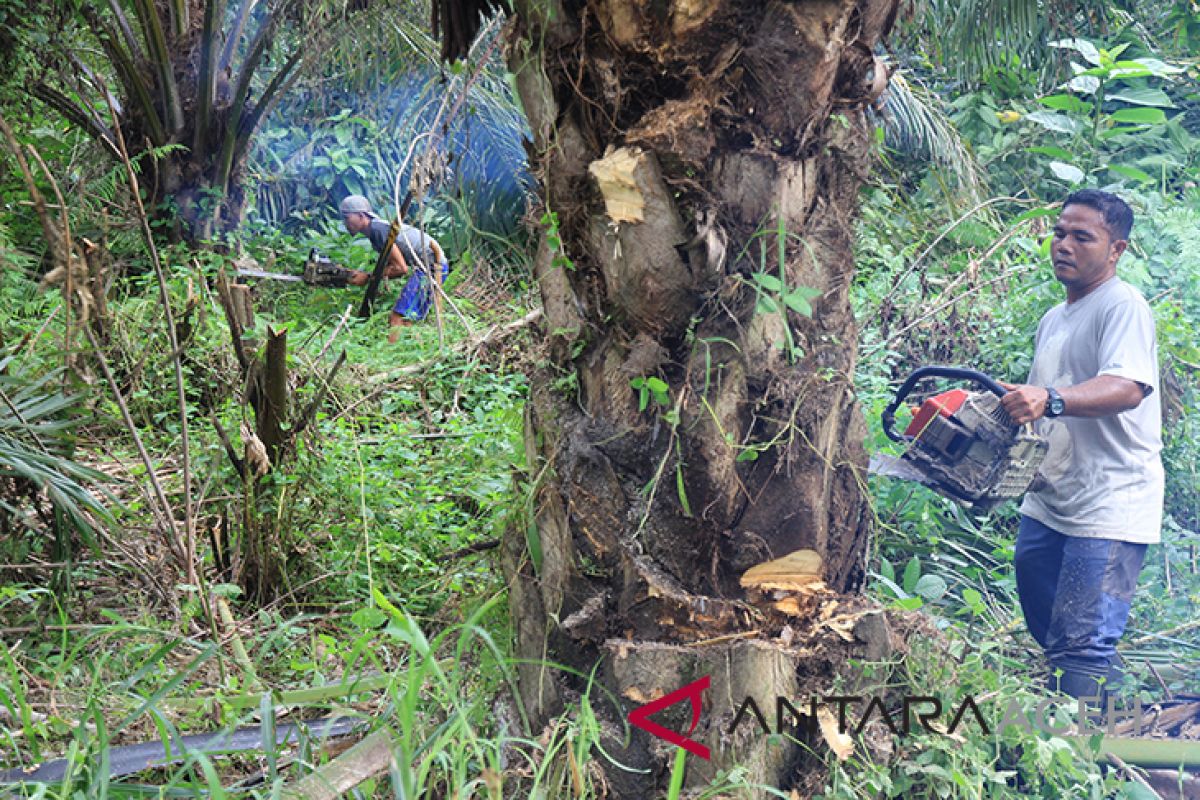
[1044,387,1066,418]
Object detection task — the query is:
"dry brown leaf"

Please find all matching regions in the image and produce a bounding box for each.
[623,687,650,704]
[818,708,855,761]
[823,615,859,642]
[241,423,271,477]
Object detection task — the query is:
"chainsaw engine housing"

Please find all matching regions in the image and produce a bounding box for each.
[904,389,1048,507]
[303,249,354,287]
[870,367,1049,510]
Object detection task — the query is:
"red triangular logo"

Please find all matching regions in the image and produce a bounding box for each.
[627,675,711,760]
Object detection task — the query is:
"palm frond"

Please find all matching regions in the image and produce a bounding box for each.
[877,72,988,205]
[912,0,1110,85]
[0,354,111,551]
[249,9,531,235]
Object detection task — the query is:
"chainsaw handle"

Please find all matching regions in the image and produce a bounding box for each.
[881,366,1009,443]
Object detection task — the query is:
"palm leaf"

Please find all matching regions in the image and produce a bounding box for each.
[0,352,112,552]
[877,72,988,204]
[912,0,1111,85]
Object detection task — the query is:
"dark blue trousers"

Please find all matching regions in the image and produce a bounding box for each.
[1014,515,1146,682]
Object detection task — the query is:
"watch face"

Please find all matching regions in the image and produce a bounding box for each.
[1047,390,1065,416]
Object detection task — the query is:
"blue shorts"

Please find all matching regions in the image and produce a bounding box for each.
[392,261,449,321]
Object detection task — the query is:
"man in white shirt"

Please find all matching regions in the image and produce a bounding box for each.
[999,190,1162,700]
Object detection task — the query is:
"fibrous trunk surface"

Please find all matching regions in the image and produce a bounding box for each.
[502,0,899,793]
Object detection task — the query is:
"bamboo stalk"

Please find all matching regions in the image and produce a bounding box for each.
[258,326,288,465]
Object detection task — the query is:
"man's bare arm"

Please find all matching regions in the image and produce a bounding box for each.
[999,375,1147,425]
[383,244,408,279]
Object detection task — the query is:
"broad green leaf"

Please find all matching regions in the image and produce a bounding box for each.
[902,556,921,594]
[1026,111,1081,134]
[351,606,387,629]
[1108,88,1175,108]
[1049,161,1085,184]
[1014,206,1060,224]
[1120,58,1185,77]
[756,296,779,314]
[1050,38,1101,66]
[783,293,813,317]
[1039,94,1091,115]
[914,574,948,601]
[1108,63,1154,79]
[1097,125,1152,141]
[1066,75,1100,95]
[753,272,783,293]
[1109,107,1167,125]
[962,587,984,612]
[1027,146,1074,162]
[782,286,821,317]
[1135,154,1182,169]
[646,376,668,394]
[1108,164,1154,184]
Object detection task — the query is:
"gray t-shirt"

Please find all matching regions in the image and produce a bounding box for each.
[1020,276,1163,544]
[365,218,442,270]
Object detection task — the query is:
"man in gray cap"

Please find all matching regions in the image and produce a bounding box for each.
[339,194,449,343]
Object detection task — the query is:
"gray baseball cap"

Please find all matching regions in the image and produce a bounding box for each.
[338,195,373,216]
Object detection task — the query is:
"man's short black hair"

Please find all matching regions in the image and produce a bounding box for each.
[1063,189,1134,241]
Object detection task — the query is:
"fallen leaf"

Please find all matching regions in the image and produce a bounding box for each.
[623,687,651,703]
[818,708,855,761]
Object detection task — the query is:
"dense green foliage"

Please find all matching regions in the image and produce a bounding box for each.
[0,0,1197,797]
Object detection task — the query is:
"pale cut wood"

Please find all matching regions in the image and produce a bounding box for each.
[282,730,394,800]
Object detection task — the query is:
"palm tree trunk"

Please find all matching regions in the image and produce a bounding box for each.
[502,0,898,793]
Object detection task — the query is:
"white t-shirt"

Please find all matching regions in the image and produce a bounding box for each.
[1019,277,1164,544]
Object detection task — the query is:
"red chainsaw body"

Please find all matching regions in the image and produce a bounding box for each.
[905,389,969,438]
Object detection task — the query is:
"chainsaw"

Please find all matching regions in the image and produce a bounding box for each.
[868,366,1049,510]
[236,249,359,288]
